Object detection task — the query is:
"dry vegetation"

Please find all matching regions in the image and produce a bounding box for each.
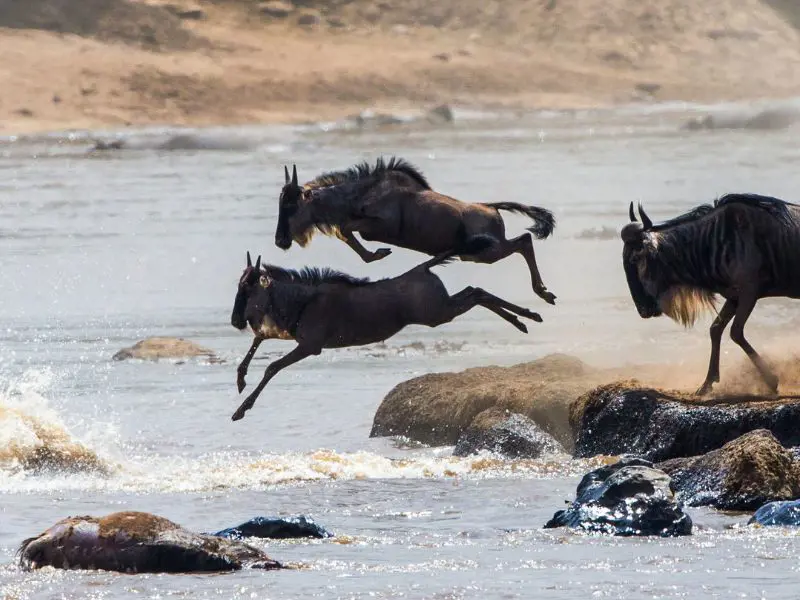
[1,0,799,133]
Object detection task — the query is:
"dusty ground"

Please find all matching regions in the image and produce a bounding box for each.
[2,0,800,135]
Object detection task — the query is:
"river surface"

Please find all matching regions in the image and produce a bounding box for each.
[2,101,800,599]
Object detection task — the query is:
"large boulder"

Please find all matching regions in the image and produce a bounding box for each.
[112,337,220,363]
[19,512,283,573]
[544,457,692,537]
[657,430,800,510]
[749,500,800,527]
[371,354,598,450]
[572,383,800,461]
[453,407,565,458]
[212,515,333,540]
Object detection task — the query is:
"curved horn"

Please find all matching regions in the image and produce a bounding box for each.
[291,164,298,187]
[638,203,653,229]
[255,255,261,272]
[284,166,290,185]
[246,251,252,267]
[629,201,636,223]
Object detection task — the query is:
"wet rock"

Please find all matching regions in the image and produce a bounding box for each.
[296,9,322,27]
[212,515,333,540]
[371,354,598,450]
[90,139,126,151]
[19,512,283,573]
[657,430,800,510]
[544,458,692,536]
[453,407,565,458]
[681,107,800,131]
[112,337,220,363]
[572,383,800,461]
[258,1,294,18]
[424,104,454,124]
[748,500,800,526]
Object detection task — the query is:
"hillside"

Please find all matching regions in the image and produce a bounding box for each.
[1,0,799,133]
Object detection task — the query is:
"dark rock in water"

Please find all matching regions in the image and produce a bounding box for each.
[749,500,800,526]
[657,429,800,510]
[544,458,692,537]
[681,108,800,132]
[453,407,565,458]
[112,337,221,363]
[572,383,800,461]
[18,512,283,573]
[212,515,333,540]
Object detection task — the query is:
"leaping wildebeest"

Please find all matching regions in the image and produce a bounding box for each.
[230,241,542,421]
[274,157,557,305]
[621,193,800,396]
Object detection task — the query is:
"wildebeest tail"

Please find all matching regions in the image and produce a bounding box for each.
[419,235,495,271]
[485,202,556,239]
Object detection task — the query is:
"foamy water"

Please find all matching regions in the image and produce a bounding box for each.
[3,102,800,598]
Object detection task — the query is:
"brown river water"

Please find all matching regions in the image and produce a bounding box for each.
[1,100,800,598]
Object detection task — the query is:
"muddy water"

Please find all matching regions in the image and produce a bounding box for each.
[2,103,800,599]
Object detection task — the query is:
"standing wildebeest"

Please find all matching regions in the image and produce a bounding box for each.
[621,193,800,396]
[274,157,557,305]
[230,243,542,421]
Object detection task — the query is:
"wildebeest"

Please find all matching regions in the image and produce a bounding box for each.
[230,242,542,421]
[621,193,800,395]
[274,157,557,305]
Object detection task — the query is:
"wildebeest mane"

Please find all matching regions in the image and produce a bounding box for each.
[262,265,370,287]
[304,156,431,191]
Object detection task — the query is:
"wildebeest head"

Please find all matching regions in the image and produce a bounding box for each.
[620,202,663,319]
[275,165,311,250]
[231,251,267,330]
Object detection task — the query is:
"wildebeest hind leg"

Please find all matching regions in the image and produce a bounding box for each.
[470,288,542,323]
[728,295,779,395]
[232,345,314,421]
[695,299,736,396]
[425,287,528,333]
[237,336,264,393]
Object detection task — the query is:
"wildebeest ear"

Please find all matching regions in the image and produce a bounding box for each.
[284,165,290,185]
[247,251,252,267]
[292,164,298,187]
[629,201,637,223]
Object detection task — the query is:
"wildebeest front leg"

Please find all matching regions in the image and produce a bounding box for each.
[237,336,264,393]
[341,230,391,263]
[728,295,779,395]
[695,299,736,396]
[232,345,315,421]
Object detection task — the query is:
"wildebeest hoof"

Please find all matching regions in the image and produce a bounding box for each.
[539,290,556,305]
[530,312,543,323]
[694,381,715,396]
[370,248,392,261]
[237,375,246,394]
[232,408,246,421]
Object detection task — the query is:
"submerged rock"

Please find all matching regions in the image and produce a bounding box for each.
[19,512,282,573]
[572,383,800,461]
[658,430,800,510]
[453,407,565,458]
[749,500,800,526]
[112,337,220,363]
[371,354,598,451]
[544,457,692,537]
[212,515,333,540]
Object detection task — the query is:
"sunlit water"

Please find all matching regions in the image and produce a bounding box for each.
[2,102,800,599]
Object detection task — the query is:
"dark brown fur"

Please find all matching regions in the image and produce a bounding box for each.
[274,158,557,305]
[230,244,542,421]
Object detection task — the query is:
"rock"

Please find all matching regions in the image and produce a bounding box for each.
[635,82,661,95]
[544,458,692,536]
[657,430,800,510]
[90,139,126,151]
[258,1,294,19]
[14,108,34,117]
[433,53,451,62]
[327,16,347,29]
[681,107,800,131]
[296,9,321,27]
[212,515,333,540]
[112,337,220,363]
[19,512,283,573]
[572,383,800,461]
[162,5,206,20]
[424,104,455,124]
[749,500,800,526]
[453,407,565,458]
[371,354,598,450]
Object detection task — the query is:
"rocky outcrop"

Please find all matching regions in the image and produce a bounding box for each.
[19,512,283,573]
[112,337,220,363]
[544,458,692,537]
[571,383,800,461]
[371,354,599,451]
[749,500,800,527]
[452,407,565,458]
[212,516,333,540]
[657,430,800,510]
